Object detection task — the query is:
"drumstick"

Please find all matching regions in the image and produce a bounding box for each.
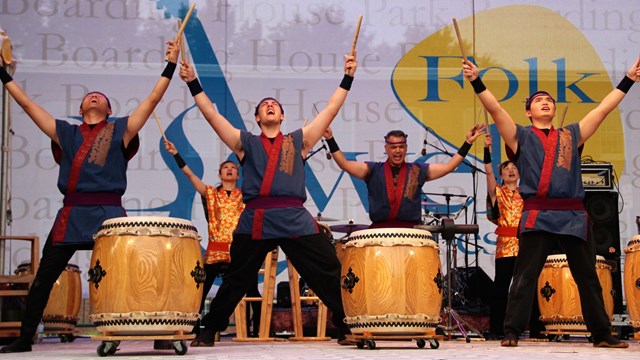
[558,105,568,128]
[350,15,363,56]
[302,117,308,127]
[153,110,168,142]
[165,3,196,61]
[452,18,468,63]
[484,108,489,127]
[178,19,188,64]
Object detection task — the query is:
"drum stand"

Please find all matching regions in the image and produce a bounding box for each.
[416,218,482,342]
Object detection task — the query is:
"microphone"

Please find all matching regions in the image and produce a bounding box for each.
[321,138,332,160]
[421,128,428,156]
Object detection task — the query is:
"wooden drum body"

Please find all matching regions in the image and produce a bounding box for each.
[537,254,613,332]
[89,216,205,335]
[15,262,81,332]
[340,228,443,335]
[624,235,640,333]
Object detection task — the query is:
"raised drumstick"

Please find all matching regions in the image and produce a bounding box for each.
[178,19,188,64]
[165,3,195,61]
[152,110,168,142]
[558,105,568,128]
[0,31,12,65]
[350,15,363,56]
[452,18,468,63]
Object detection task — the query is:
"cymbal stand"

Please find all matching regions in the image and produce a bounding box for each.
[417,219,482,342]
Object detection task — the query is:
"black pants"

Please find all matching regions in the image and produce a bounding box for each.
[201,232,346,332]
[18,233,91,341]
[199,262,261,333]
[504,231,610,338]
[490,256,544,336]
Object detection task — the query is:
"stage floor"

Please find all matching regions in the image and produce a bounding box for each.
[6,334,640,359]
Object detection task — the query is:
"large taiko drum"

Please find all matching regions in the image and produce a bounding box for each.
[89,216,205,335]
[624,235,640,335]
[15,262,81,332]
[340,228,443,335]
[537,254,613,332]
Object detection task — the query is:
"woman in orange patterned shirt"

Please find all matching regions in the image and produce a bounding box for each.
[484,134,544,341]
[165,140,261,337]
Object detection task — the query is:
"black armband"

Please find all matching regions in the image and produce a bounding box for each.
[0,67,13,85]
[457,141,472,158]
[187,78,204,97]
[173,153,187,169]
[616,75,634,94]
[483,147,492,164]
[161,61,177,79]
[340,74,354,91]
[470,77,486,94]
[326,137,340,153]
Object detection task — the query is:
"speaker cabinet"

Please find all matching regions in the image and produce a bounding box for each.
[584,191,623,313]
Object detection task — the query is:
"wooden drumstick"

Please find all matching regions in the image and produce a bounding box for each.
[165,3,195,61]
[178,19,188,64]
[558,105,568,128]
[484,108,489,127]
[452,18,468,63]
[350,15,363,56]
[153,110,168,142]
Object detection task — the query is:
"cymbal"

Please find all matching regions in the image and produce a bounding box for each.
[330,223,369,233]
[421,201,444,206]
[314,213,338,222]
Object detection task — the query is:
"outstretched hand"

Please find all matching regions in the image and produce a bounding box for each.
[484,133,492,149]
[179,61,196,83]
[466,123,486,144]
[344,52,357,77]
[164,140,178,155]
[462,60,479,82]
[165,39,180,64]
[626,57,640,81]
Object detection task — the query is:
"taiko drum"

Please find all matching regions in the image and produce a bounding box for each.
[624,235,640,337]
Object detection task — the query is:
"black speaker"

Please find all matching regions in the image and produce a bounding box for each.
[584,191,623,314]
[276,281,291,307]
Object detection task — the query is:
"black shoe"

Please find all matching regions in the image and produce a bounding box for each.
[153,340,174,350]
[0,339,32,353]
[592,334,629,348]
[190,328,216,347]
[337,327,355,345]
[483,332,501,341]
[500,333,518,347]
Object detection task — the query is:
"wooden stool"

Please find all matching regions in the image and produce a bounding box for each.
[233,248,330,341]
[233,249,278,341]
[286,260,330,341]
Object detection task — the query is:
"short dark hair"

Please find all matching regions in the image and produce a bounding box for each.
[254,97,284,116]
[80,91,111,110]
[218,160,239,175]
[384,130,408,141]
[525,91,555,111]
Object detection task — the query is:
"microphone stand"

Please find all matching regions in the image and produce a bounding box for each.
[304,144,327,161]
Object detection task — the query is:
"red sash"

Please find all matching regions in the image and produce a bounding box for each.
[524,126,558,229]
[495,226,518,237]
[53,121,108,244]
[384,160,408,221]
[251,132,284,239]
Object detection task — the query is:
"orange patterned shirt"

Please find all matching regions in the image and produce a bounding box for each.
[495,185,522,259]
[204,185,245,264]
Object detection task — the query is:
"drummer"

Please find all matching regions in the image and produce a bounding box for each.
[0,40,180,353]
[323,125,484,228]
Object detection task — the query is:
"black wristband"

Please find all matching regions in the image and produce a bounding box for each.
[470,77,486,94]
[457,141,472,158]
[187,78,203,97]
[173,153,187,169]
[161,61,177,79]
[340,74,354,91]
[0,67,13,85]
[483,147,492,164]
[326,137,340,153]
[616,75,634,94]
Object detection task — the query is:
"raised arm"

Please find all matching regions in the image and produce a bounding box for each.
[462,60,518,153]
[578,57,640,146]
[483,134,498,205]
[179,61,243,160]
[427,124,485,181]
[164,139,207,196]
[0,62,57,142]
[323,127,369,179]
[125,40,181,146]
[302,54,358,155]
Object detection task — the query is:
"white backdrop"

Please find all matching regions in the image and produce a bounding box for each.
[1,0,639,298]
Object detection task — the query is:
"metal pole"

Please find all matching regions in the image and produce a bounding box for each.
[0,86,11,274]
